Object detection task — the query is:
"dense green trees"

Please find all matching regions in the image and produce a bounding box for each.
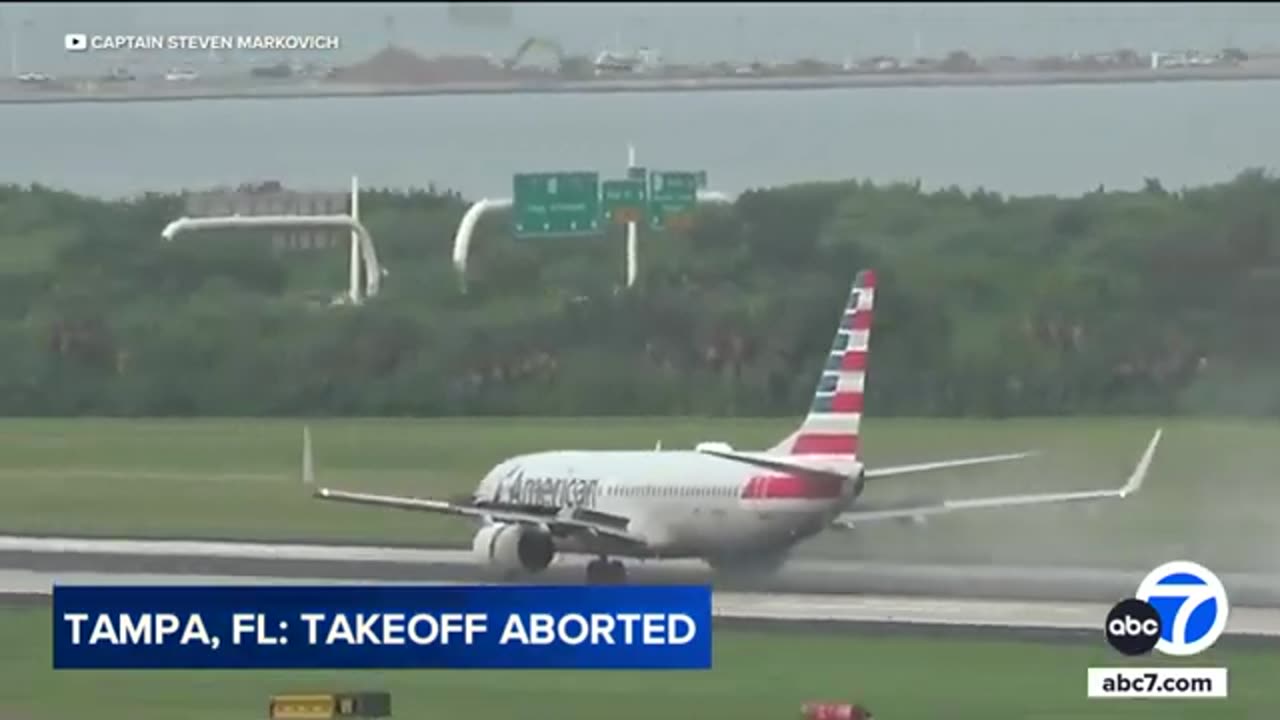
[2,170,1278,418]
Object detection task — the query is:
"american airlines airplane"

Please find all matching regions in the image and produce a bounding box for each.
[306,270,1163,584]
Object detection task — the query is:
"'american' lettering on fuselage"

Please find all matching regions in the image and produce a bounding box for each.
[498,470,601,510]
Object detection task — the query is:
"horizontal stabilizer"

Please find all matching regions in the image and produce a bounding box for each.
[695,446,859,479]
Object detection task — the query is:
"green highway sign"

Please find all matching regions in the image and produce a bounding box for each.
[602,179,646,225]
[627,166,647,182]
[648,170,700,231]
[512,171,602,237]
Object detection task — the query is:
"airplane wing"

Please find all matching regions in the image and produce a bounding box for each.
[300,428,649,547]
[831,428,1162,529]
[863,450,1037,480]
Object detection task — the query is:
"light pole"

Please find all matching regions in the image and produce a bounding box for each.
[625,142,639,288]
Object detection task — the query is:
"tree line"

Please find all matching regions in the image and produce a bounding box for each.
[1,170,1278,418]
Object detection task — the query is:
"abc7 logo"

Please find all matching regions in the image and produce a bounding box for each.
[1105,561,1230,656]
[1105,561,1233,655]
[1105,598,1163,656]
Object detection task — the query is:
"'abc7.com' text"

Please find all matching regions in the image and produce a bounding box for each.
[1089,561,1231,699]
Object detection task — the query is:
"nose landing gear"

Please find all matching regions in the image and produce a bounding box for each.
[585,557,627,584]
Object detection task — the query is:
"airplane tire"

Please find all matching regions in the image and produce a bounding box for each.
[586,559,627,585]
[607,560,627,584]
[586,559,608,584]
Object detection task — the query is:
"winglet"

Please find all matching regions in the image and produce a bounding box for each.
[1120,427,1162,498]
[302,426,315,487]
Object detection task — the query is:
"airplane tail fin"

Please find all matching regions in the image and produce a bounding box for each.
[768,269,875,457]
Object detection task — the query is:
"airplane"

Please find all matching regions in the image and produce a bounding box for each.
[305,269,1163,584]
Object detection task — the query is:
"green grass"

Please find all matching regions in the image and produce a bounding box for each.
[0,226,75,274]
[2,608,1276,719]
[1,418,1278,571]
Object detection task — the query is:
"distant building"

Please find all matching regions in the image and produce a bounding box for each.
[183,184,351,252]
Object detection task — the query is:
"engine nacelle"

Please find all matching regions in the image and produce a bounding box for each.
[471,523,555,575]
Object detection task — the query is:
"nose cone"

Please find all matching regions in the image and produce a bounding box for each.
[475,465,503,502]
[477,461,522,502]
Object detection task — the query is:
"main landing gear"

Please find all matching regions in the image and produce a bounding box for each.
[586,556,627,584]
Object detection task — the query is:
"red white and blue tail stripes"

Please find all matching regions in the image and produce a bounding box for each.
[788,269,875,456]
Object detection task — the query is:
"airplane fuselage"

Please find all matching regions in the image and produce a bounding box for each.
[471,450,865,561]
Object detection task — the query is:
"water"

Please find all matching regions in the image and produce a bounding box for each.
[7,3,1280,75]
[3,80,1277,200]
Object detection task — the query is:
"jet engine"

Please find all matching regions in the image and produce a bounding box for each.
[471,523,555,574]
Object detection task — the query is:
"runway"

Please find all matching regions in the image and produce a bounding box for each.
[5,534,1280,606]
[5,568,1280,647]
[5,534,1280,646]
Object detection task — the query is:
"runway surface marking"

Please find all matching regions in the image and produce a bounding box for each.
[5,569,1279,637]
[716,592,1280,635]
[0,468,288,482]
[0,534,475,564]
[4,534,1279,580]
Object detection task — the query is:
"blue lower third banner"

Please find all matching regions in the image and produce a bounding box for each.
[52,585,712,669]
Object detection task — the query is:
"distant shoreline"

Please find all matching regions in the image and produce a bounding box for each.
[3,66,1278,106]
